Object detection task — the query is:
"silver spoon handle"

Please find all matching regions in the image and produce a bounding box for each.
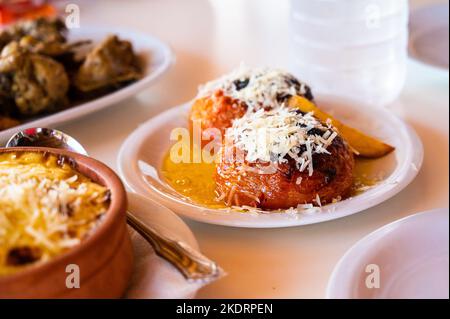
[126,212,223,282]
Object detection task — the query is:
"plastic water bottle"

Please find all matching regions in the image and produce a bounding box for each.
[289,0,408,106]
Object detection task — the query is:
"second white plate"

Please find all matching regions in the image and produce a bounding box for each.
[118,95,423,228]
[327,208,449,299]
[0,26,174,142]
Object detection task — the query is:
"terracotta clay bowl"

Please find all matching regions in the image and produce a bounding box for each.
[0,147,133,298]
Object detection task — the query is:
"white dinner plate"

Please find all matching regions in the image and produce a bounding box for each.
[118,95,423,228]
[409,3,449,70]
[0,26,174,143]
[124,192,202,299]
[327,208,449,299]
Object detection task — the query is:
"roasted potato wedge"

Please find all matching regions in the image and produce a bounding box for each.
[288,96,395,158]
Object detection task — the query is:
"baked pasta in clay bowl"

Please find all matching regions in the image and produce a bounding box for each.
[0,147,132,297]
[118,66,423,228]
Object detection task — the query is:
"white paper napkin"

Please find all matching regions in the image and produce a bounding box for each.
[124,228,207,299]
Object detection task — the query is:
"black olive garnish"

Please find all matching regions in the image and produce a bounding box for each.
[303,85,314,101]
[285,75,314,101]
[286,76,301,87]
[276,92,292,103]
[307,128,325,136]
[233,78,250,91]
[296,145,307,155]
[294,109,307,117]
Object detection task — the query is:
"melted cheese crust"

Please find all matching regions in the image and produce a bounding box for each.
[0,152,109,275]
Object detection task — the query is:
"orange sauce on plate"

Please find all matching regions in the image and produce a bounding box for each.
[161,152,225,208]
[161,149,392,209]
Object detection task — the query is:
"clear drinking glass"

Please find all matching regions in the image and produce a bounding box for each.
[289,0,409,106]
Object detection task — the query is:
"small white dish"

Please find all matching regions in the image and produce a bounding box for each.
[118,95,423,228]
[0,26,174,142]
[409,3,449,70]
[327,208,449,299]
[124,192,202,299]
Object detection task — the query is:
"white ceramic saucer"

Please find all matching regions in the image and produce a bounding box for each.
[327,208,449,299]
[118,95,423,228]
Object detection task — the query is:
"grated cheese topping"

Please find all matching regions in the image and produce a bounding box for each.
[226,107,338,176]
[0,152,110,275]
[198,65,312,112]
